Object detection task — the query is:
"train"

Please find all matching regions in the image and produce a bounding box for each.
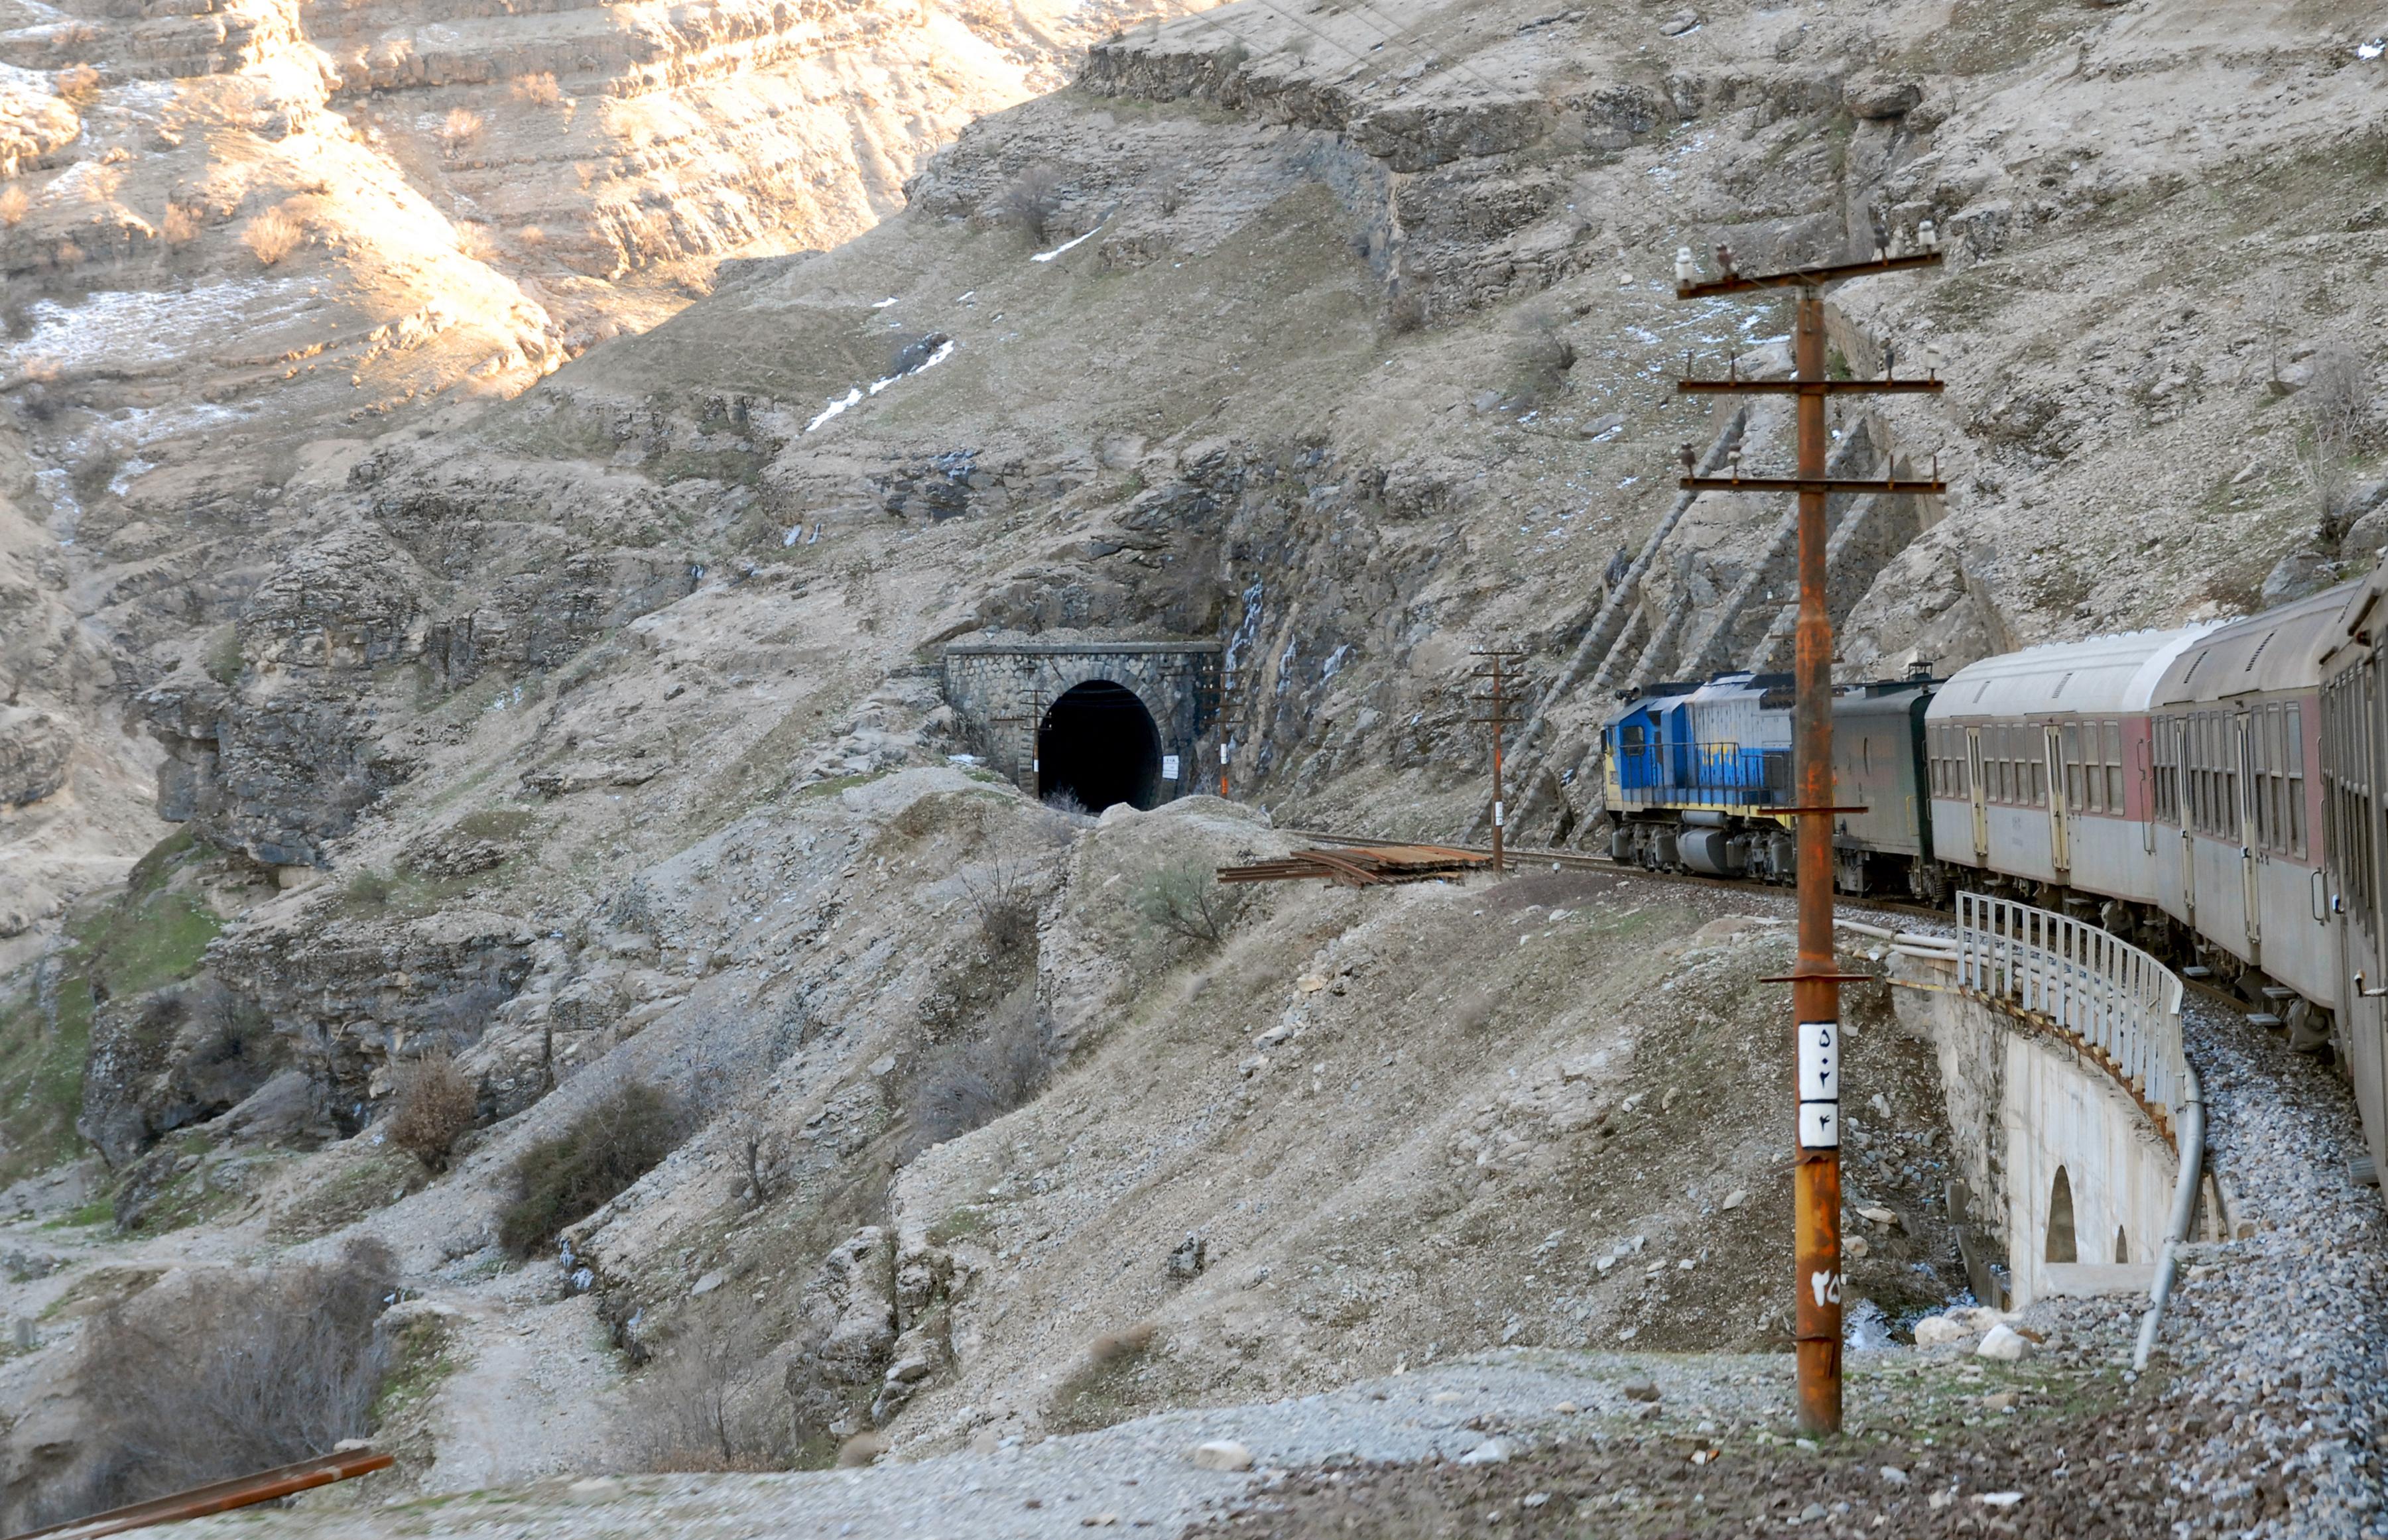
[1600,571,2388,1175]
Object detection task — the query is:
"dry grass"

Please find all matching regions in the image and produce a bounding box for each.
[518,224,546,246]
[511,72,562,107]
[629,1315,788,1471]
[242,206,302,267]
[55,64,100,106]
[454,220,495,260]
[0,185,27,228]
[440,106,485,154]
[385,1050,476,1171]
[161,203,198,244]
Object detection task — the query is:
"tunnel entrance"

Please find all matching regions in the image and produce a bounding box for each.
[1039,681,1162,813]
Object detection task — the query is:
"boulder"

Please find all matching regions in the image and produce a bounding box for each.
[1976,1323,2033,1362]
[0,707,71,806]
[1191,1439,1253,1471]
[1912,1313,1978,1349]
[1848,78,1924,119]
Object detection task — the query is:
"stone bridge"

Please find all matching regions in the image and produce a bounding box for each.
[940,639,1222,813]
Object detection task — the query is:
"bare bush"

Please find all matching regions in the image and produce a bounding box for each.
[241,206,302,267]
[1131,858,1241,948]
[0,185,27,228]
[630,1315,785,1470]
[1041,787,1092,819]
[722,1105,786,1206]
[497,1079,682,1256]
[901,994,1054,1159]
[161,202,198,244]
[2300,345,2374,537]
[1504,304,1577,407]
[386,1049,476,1171]
[992,163,1064,245]
[518,223,546,246]
[1149,156,1192,215]
[54,1240,395,1523]
[963,859,1037,961]
[510,72,562,107]
[440,106,485,154]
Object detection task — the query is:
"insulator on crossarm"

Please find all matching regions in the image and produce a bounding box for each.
[1675,246,1698,283]
[1678,442,1696,475]
[1727,445,1743,479]
[1918,218,1939,252]
[1715,242,1736,277]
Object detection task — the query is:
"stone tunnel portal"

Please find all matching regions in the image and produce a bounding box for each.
[1039,681,1162,813]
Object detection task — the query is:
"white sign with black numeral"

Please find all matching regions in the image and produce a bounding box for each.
[1797,1020,1840,1149]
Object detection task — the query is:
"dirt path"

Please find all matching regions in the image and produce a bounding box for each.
[414,1280,625,1491]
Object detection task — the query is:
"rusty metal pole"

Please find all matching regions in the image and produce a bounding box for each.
[1790,286,1844,1436]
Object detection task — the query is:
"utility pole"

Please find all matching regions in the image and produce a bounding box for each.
[1216,669,1241,798]
[1672,228,1947,1436]
[1470,646,1529,872]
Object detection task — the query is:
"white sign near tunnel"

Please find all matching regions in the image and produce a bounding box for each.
[1162,755,1180,780]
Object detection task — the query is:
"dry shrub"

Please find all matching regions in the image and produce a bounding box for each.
[629,1315,786,1471]
[242,206,302,267]
[1089,1320,1157,1364]
[835,1431,888,1468]
[496,1079,681,1256]
[2299,345,2374,536]
[0,185,27,228]
[510,72,562,107]
[1387,280,1426,335]
[1131,858,1241,947]
[161,202,198,244]
[992,162,1064,245]
[453,220,494,260]
[901,994,1055,1159]
[517,224,545,246]
[51,1241,395,1525]
[50,237,81,267]
[439,106,484,153]
[964,860,1037,961]
[55,64,100,105]
[386,1049,476,1171]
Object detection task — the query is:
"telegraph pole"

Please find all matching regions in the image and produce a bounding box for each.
[1673,229,1947,1435]
[1470,646,1529,872]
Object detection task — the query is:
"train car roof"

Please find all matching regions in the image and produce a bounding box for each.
[2154,577,2369,705]
[1925,626,2210,721]
[2320,562,2388,677]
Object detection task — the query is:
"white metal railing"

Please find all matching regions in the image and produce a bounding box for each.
[1956,891,2189,1124]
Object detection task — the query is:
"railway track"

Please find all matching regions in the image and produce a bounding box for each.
[1280,829,1955,929]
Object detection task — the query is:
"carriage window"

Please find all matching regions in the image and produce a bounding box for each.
[2062,724,2084,810]
[2287,703,2306,858]
[2104,721,2124,812]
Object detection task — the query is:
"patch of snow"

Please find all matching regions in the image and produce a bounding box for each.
[805,388,862,433]
[2,278,308,375]
[784,526,801,546]
[105,457,153,497]
[2361,38,2385,60]
[871,296,900,308]
[1029,221,1106,263]
[867,337,954,394]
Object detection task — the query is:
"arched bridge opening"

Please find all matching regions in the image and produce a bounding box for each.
[1040,681,1162,813]
[940,640,1222,809]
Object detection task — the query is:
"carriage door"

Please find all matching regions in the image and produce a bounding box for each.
[2044,725,2071,874]
[1966,727,1988,860]
[2179,717,2198,923]
[2238,711,2262,957]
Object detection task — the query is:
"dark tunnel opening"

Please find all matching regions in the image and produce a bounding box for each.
[1039,681,1163,813]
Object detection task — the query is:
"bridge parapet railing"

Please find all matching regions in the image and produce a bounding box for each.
[1956,891,2188,1128]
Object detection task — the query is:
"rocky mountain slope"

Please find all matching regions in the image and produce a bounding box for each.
[0,0,2384,1526]
[0,0,1214,939]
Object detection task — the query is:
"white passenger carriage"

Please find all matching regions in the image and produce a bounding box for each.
[1922,629,2206,906]
[2145,584,2351,1017]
